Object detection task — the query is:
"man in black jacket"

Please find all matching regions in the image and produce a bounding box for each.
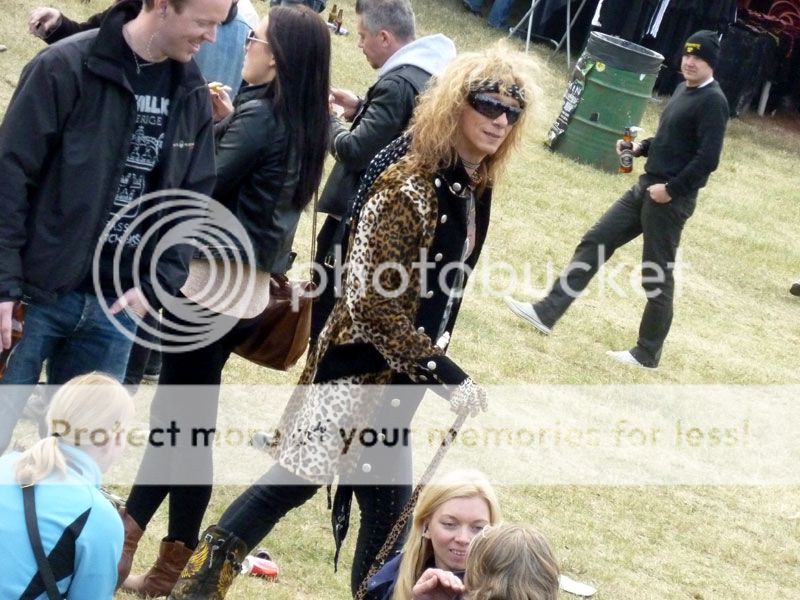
[506,30,730,369]
[0,0,228,451]
[310,0,455,340]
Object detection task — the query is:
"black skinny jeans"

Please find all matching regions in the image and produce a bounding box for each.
[535,178,696,367]
[126,306,258,548]
[310,215,348,343]
[218,466,410,595]
[219,381,422,595]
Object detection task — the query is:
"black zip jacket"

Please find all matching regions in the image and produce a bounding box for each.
[0,2,216,307]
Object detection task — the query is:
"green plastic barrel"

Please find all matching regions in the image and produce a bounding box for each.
[546,33,664,173]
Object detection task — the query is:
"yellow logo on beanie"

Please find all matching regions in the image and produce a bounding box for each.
[685,42,701,54]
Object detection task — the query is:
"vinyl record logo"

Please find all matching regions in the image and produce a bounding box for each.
[93,189,257,353]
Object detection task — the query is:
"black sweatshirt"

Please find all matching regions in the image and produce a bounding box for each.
[640,80,729,198]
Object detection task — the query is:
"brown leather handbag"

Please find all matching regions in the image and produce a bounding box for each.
[233,274,316,370]
[233,195,319,371]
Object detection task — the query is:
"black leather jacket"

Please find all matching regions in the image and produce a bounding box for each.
[317,64,432,217]
[212,84,301,274]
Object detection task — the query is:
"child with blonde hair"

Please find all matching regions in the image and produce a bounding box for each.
[412,523,560,600]
[0,372,134,599]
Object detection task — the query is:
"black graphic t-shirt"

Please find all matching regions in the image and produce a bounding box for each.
[85,53,173,300]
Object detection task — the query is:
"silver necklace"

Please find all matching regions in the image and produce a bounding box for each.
[124,26,155,74]
[460,156,481,170]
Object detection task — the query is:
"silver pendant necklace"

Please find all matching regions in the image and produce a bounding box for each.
[123,25,155,75]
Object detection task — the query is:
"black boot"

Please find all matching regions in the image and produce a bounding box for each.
[168,525,247,600]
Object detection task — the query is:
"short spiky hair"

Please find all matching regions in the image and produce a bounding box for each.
[408,42,541,184]
[355,0,415,42]
[142,0,191,13]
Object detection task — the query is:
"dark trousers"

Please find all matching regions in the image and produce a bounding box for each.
[126,307,257,547]
[535,179,696,367]
[124,311,161,388]
[219,466,409,596]
[219,379,422,595]
[310,215,350,343]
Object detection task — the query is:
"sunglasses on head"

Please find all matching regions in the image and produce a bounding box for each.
[467,93,523,125]
[246,30,270,47]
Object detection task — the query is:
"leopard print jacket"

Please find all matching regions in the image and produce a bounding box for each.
[269,155,491,482]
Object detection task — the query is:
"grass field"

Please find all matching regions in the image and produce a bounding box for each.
[2,0,800,598]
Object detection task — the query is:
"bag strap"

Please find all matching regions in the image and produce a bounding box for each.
[22,485,63,600]
[309,190,319,281]
[352,410,469,600]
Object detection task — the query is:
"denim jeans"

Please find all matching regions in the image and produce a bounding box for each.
[271,0,326,12]
[0,291,137,452]
[463,0,515,28]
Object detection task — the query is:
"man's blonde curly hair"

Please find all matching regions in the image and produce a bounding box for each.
[408,42,540,183]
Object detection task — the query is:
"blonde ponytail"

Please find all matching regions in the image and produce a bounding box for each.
[15,435,68,487]
[14,372,133,486]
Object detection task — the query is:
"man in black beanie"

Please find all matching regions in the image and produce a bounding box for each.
[506,30,729,369]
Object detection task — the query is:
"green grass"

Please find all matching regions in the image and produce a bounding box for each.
[3,0,800,598]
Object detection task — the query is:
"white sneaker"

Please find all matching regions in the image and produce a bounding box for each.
[606,350,656,370]
[504,296,551,335]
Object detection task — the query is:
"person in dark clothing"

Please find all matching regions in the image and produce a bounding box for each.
[0,0,227,452]
[116,7,331,597]
[310,0,455,342]
[506,30,729,369]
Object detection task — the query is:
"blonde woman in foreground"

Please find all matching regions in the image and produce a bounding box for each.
[365,469,501,600]
[0,372,134,599]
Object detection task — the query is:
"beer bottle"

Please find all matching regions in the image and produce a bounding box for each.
[327,3,338,24]
[618,127,635,174]
[335,8,344,33]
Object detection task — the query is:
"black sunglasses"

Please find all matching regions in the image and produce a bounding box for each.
[246,30,270,47]
[467,93,523,125]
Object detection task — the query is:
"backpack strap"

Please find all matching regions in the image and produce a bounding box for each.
[22,485,63,600]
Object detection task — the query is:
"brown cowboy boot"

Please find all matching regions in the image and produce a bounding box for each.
[117,508,145,589]
[123,538,194,597]
[168,525,248,600]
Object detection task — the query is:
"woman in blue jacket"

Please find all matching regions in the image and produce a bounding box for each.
[0,372,134,599]
[119,6,331,597]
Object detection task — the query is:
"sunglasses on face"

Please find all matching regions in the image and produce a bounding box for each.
[246,30,270,47]
[467,93,523,125]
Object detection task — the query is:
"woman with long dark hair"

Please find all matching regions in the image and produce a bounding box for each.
[117,6,331,597]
